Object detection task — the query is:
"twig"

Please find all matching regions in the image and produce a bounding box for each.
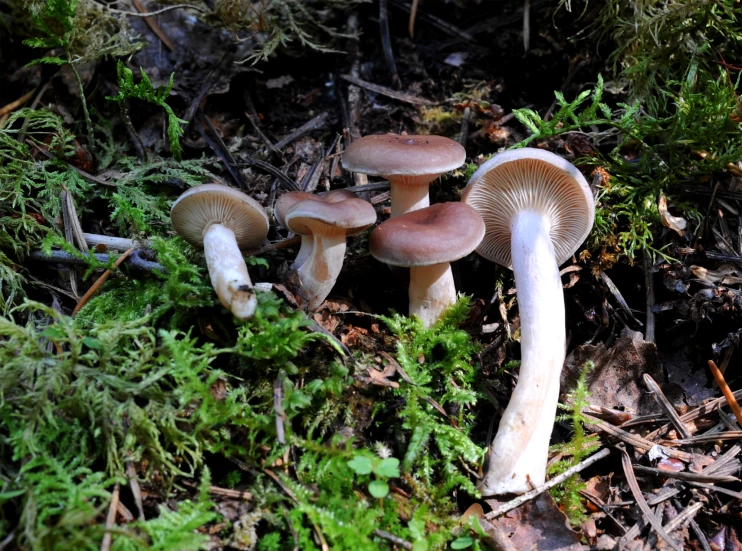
[197,111,245,189]
[599,270,643,327]
[631,465,739,484]
[378,0,400,87]
[100,482,120,551]
[274,112,328,151]
[83,233,149,252]
[484,448,610,519]
[340,74,438,106]
[664,502,703,534]
[373,529,412,550]
[708,359,742,427]
[233,157,300,191]
[618,446,683,551]
[643,249,655,343]
[341,181,391,193]
[244,236,301,256]
[72,249,134,316]
[104,3,207,16]
[674,431,742,444]
[409,0,419,37]
[244,111,281,155]
[29,249,164,273]
[389,0,476,42]
[274,374,286,445]
[126,461,145,521]
[0,88,36,117]
[673,499,712,551]
[642,374,691,439]
[208,485,253,500]
[0,531,15,551]
[29,143,116,186]
[132,0,175,51]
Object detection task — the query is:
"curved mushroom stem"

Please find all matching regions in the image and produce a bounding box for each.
[296,230,347,311]
[291,235,313,270]
[203,223,258,320]
[479,210,565,495]
[388,174,440,217]
[408,262,456,327]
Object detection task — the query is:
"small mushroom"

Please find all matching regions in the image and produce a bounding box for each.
[274,189,357,270]
[369,202,484,327]
[463,148,594,495]
[284,192,376,310]
[341,134,466,217]
[171,184,269,320]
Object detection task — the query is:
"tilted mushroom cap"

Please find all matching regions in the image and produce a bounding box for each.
[275,190,357,229]
[341,134,466,177]
[462,148,594,268]
[171,183,269,248]
[285,193,377,236]
[370,202,485,267]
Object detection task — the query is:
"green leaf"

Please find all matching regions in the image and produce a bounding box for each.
[82,337,102,350]
[367,479,389,498]
[373,457,400,479]
[347,455,373,475]
[451,537,474,549]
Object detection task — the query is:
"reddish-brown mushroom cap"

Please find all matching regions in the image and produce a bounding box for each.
[171,183,269,248]
[462,148,594,268]
[285,194,377,236]
[275,189,358,231]
[341,134,465,177]
[370,202,485,267]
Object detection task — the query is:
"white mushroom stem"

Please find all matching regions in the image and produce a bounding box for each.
[388,175,439,217]
[296,229,347,311]
[291,235,313,270]
[203,223,257,320]
[479,209,566,495]
[408,263,457,327]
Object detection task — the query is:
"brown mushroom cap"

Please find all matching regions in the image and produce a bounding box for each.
[462,149,594,268]
[171,183,269,248]
[285,194,377,236]
[369,202,485,267]
[275,190,357,229]
[341,134,466,177]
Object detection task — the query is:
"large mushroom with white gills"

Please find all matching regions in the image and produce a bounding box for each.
[463,148,594,495]
[369,202,484,327]
[171,184,269,320]
[341,134,466,217]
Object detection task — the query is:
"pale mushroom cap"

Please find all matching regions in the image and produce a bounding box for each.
[369,202,485,267]
[462,148,594,268]
[285,194,377,236]
[341,134,466,177]
[275,189,357,229]
[171,183,269,249]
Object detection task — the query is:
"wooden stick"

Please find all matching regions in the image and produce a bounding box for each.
[708,360,742,427]
[100,482,120,551]
[0,89,36,117]
[132,0,175,51]
[484,448,610,519]
[72,248,134,316]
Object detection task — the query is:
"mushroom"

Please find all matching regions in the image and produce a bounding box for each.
[341,134,466,217]
[284,192,376,310]
[462,148,594,495]
[171,184,269,320]
[274,189,357,270]
[369,202,485,327]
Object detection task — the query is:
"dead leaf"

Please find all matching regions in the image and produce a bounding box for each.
[659,195,687,236]
[691,264,737,283]
[562,328,665,414]
[486,493,586,551]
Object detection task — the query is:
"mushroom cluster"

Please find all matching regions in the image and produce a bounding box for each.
[169,138,595,498]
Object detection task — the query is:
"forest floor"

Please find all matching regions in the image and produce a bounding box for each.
[2,1,742,550]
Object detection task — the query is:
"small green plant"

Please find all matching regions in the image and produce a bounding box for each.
[548,361,600,524]
[107,61,187,161]
[347,453,401,498]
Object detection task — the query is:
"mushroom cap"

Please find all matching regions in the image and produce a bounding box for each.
[369,202,485,267]
[274,189,357,229]
[285,193,377,236]
[462,148,594,268]
[171,183,269,249]
[341,134,466,177]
